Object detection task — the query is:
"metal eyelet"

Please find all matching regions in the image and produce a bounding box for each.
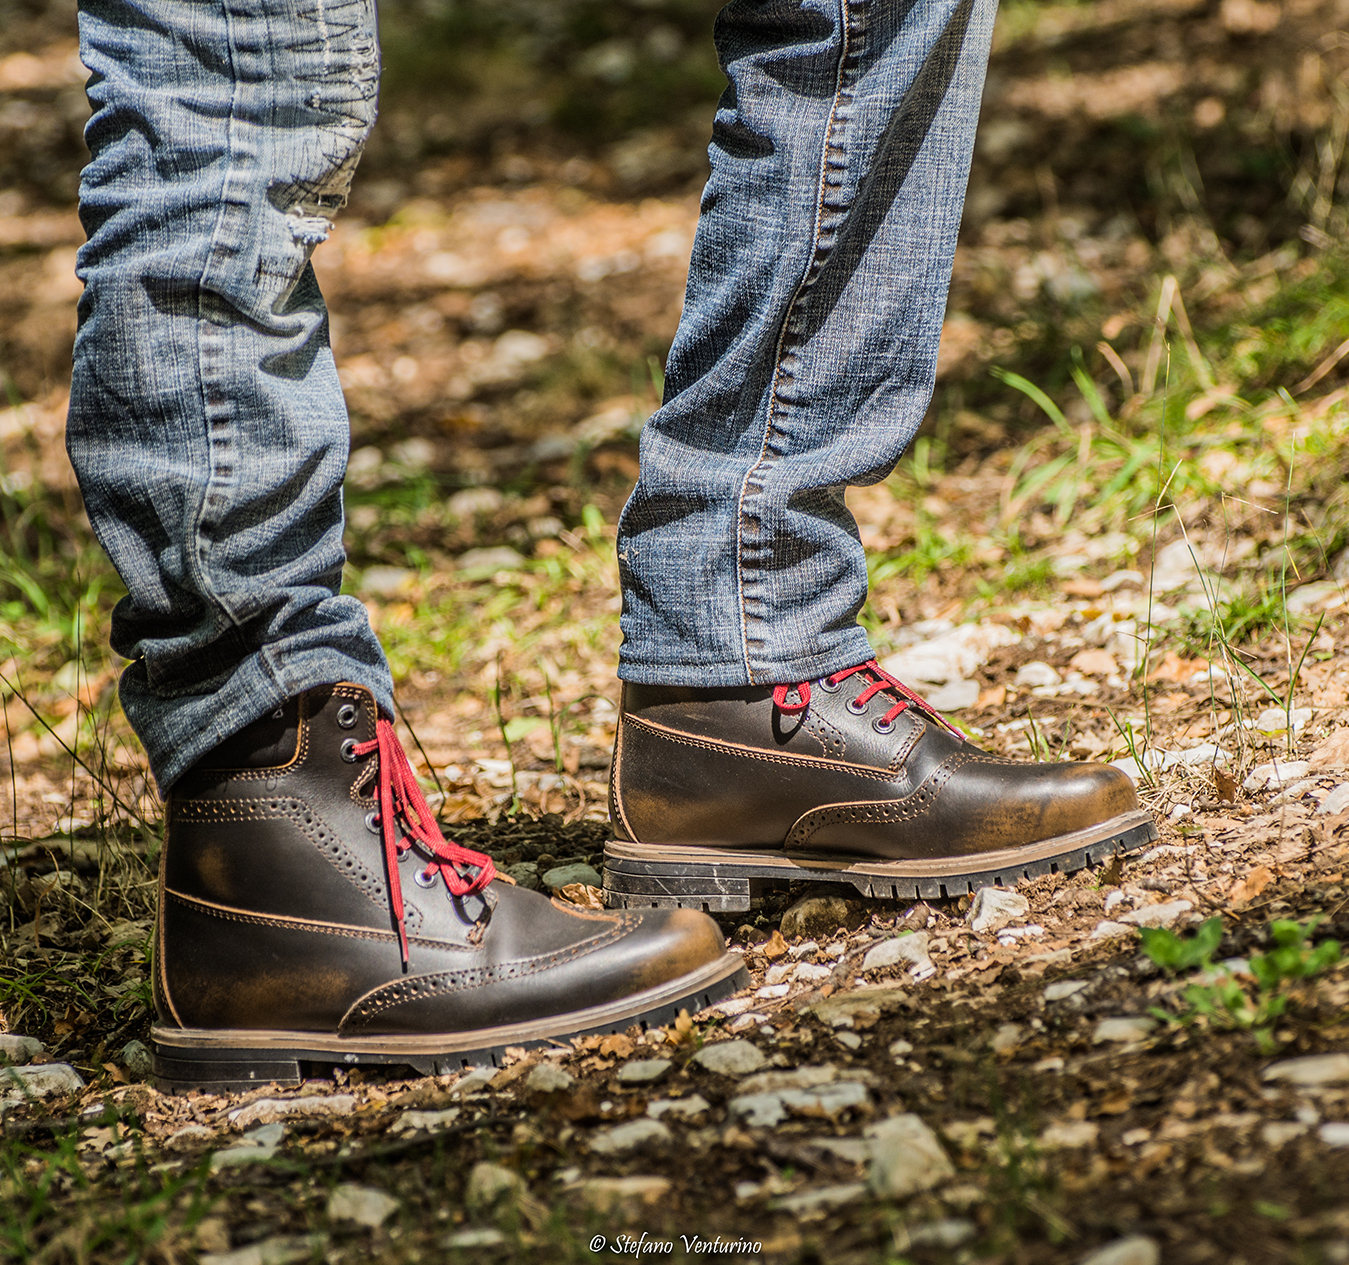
[336,703,359,729]
[340,738,359,762]
[845,698,868,715]
[365,810,380,833]
[817,676,843,694]
[872,716,896,735]
[413,867,437,888]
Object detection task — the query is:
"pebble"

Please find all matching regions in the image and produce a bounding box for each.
[922,679,980,711]
[1076,1235,1160,1265]
[1261,1121,1306,1147]
[646,1095,710,1120]
[990,1023,1022,1053]
[778,1082,869,1120]
[1039,1120,1099,1149]
[1091,919,1135,940]
[834,1031,862,1050]
[794,962,833,983]
[210,1143,278,1170]
[617,1058,672,1086]
[1043,979,1090,1003]
[121,1040,153,1078]
[765,962,795,985]
[1263,1054,1349,1087]
[771,1182,866,1219]
[200,1236,314,1265]
[754,983,791,999]
[808,988,907,1029]
[589,1118,672,1155]
[525,1062,576,1094]
[1319,1122,1349,1147]
[691,1040,765,1076]
[1015,661,1062,688]
[728,1093,787,1128]
[865,1114,954,1198]
[1254,706,1312,734]
[879,622,1019,685]
[1119,899,1193,928]
[781,895,853,939]
[505,862,541,890]
[788,940,819,959]
[541,863,602,890]
[228,1096,355,1130]
[456,546,525,572]
[244,1123,285,1147]
[1093,1017,1155,1044]
[575,1176,671,1214]
[465,1161,520,1206]
[0,1034,45,1064]
[444,1229,506,1248]
[1319,783,1349,816]
[0,1063,85,1102]
[966,887,1029,933]
[1243,760,1311,791]
[897,1219,977,1250]
[327,1184,398,1228]
[861,931,932,974]
[740,1065,843,1094]
[809,1136,870,1164]
[888,1038,914,1058]
[165,1124,215,1150]
[391,1107,461,1134]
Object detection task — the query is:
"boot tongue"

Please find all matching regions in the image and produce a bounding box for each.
[192,699,301,771]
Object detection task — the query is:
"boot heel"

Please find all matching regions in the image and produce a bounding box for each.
[152,1048,304,1094]
[602,855,754,912]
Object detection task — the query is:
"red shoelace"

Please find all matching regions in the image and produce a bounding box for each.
[354,719,496,966]
[772,659,965,738]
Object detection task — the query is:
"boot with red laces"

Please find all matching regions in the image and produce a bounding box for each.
[605,660,1155,910]
[152,683,745,1091]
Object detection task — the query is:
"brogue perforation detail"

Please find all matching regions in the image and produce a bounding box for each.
[804,711,847,759]
[785,760,960,847]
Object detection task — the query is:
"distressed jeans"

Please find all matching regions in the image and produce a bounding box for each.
[66,0,994,790]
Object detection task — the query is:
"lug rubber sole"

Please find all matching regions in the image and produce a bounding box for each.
[603,809,1158,911]
[151,952,748,1094]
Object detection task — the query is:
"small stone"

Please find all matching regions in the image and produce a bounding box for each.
[1261,1121,1306,1147]
[228,1095,355,1130]
[357,565,416,597]
[808,987,907,1029]
[575,1176,671,1214]
[646,1094,710,1120]
[617,1058,672,1086]
[1318,783,1349,816]
[990,1023,1023,1053]
[765,961,795,985]
[243,1123,285,1147]
[755,983,791,999]
[771,1182,867,1219]
[865,1114,954,1198]
[1076,1235,1160,1265]
[862,931,932,974]
[966,887,1029,933]
[729,1093,787,1128]
[921,679,980,712]
[445,1229,506,1248]
[1014,661,1062,688]
[888,1038,914,1059]
[165,1125,215,1151]
[900,1219,978,1250]
[541,862,602,890]
[454,1066,496,1095]
[456,546,525,572]
[1093,1016,1155,1044]
[788,939,819,959]
[0,1035,45,1064]
[781,894,855,939]
[327,1183,398,1228]
[121,1040,153,1078]
[391,1107,460,1134]
[0,1063,85,1101]
[1319,1122,1349,1147]
[1091,919,1134,940]
[808,1136,871,1164]
[834,1030,862,1050]
[465,1161,520,1206]
[741,1065,843,1094]
[1263,1054,1349,1087]
[504,862,541,890]
[1254,706,1312,734]
[691,1040,766,1077]
[794,962,833,983]
[210,1144,278,1171]
[589,1118,673,1155]
[1118,899,1192,928]
[1039,1120,1099,1149]
[200,1235,314,1265]
[1243,760,1311,791]
[1043,979,1090,1002]
[525,1062,576,1094]
[779,1082,870,1120]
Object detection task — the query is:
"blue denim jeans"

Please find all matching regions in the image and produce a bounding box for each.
[67,0,993,789]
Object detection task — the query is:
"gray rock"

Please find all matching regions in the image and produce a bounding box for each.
[1043,979,1090,1003]
[444,1229,506,1248]
[922,679,980,711]
[691,1039,766,1077]
[590,1118,673,1155]
[1243,760,1311,791]
[327,1183,398,1227]
[121,1040,153,1078]
[165,1125,216,1151]
[1092,1016,1155,1044]
[541,863,602,891]
[888,1038,914,1058]
[862,931,932,974]
[990,1023,1023,1053]
[1039,1120,1099,1149]
[898,1219,977,1250]
[504,862,541,890]
[967,887,1029,933]
[0,1063,85,1102]
[1090,919,1135,939]
[356,565,416,597]
[1119,899,1193,928]
[1260,1121,1306,1147]
[834,1030,862,1050]
[1263,1054,1349,1087]
[779,1082,869,1121]
[0,1035,45,1065]
[243,1123,285,1147]
[646,1094,710,1120]
[781,894,855,939]
[1319,1122,1349,1147]
[391,1107,460,1134]
[228,1095,355,1130]
[771,1182,867,1218]
[454,1066,496,1095]
[200,1236,314,1265]
[794,962,833,983]
[1014,661,1062,688]
[1076,1235,1160,1265]
[456,546,525,573]
[574,1176,671,1214]
[465,1161,520,1206]
[210,1143,278,1171]
[741,1065,842,1095]
[617,1058,672,1086]
[728,1093,787,1128]
[808,988,908,1029]
[525,1062,576,1094]
[807,1136,871,1164]
[865,1113,954,1198]
[1318,783,1349,816]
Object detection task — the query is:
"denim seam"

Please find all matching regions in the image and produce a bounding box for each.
[733,0,869,686]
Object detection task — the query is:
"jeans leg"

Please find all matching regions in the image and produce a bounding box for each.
[617,0,996,686]
[67,0,391,791]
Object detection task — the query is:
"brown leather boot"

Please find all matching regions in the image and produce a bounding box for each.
[605,660,1156,910]
[151,684,745,1091]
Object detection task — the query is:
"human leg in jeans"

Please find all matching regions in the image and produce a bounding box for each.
[606,0,1155,908]
[66,0,741,1091]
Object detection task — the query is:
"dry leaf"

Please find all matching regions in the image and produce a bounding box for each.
[1309,728,1349,771]
[1069,648,1118,676]
[671,1009,695,1045]
[762,930,788,959]
[1213,768,1238,802]
[976,684,1007,710]
[1229,865,1273,904]
[1098,853,1124,887]
[557,883,604,909]
[1063,578,1105,599]
[101,1063,129,1085]
[1146,651,1211,683]
[1097,1092,1134,1115]
[599,1034,634,1059]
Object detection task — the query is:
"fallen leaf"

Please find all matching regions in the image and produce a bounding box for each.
[762,930,788,959]
[672,1009,695,1045]
[1147,651,1211,683]
[599,1034,634,1059]
[1063,578,1105,598]
[1097,1092,1134,1115]
[101,1063,129,1085]
[976,684,1007,710]
[1214,768,1238,801]
[558,883,604,909]
[1229,865,1273,904]
[1309,728,1349,771]
[1069,648,1118,676]
[1098,853,1124,886]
